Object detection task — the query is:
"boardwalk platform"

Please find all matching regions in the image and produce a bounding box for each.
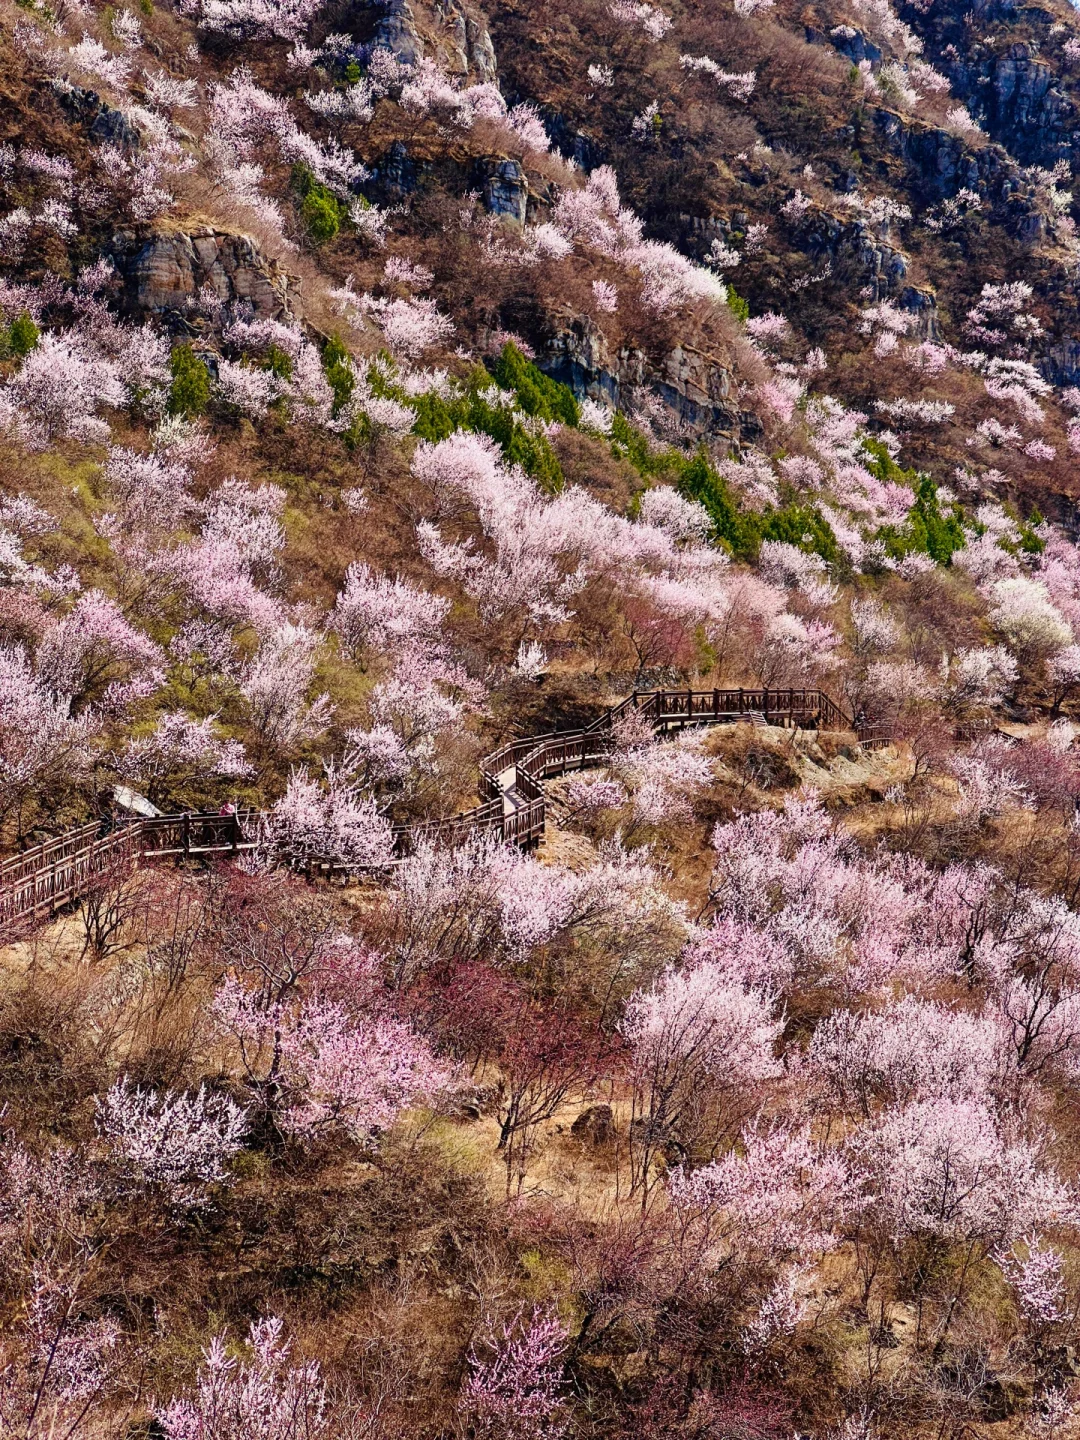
[0,687,886,926]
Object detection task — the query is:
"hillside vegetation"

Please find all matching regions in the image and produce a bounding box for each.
[9,0,1080,1433]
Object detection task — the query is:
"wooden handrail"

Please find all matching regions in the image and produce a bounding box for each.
[0,686,882,926]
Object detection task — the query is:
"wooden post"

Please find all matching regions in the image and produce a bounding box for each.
[763,686,769,724]
[713,688,719,718]
[182,812,190,858]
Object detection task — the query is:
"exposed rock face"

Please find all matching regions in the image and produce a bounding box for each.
[107,227,302,321]
[981,46,1067,158]
[465,10,498,81]
[434,0,498,79]
[364,143,536,219]
[1039,340,1080,388]
[541,317,758,441]
[372,0,499,78]
[367,140,420,202]
[893,0,1079,171]
[871,107,1018,203]
[655,343,762,440]
[799,208,910,300]
[809,23,882,66]
[475,158,528,224]
[941,41,1075,168]
[540,108,606,170]
[371,0,425,65]
[570,1105,615,1145]
[435,0,466,69]
[870,107,1050,246]
[897,287,940,342]
[55,83,142,151]
[540,318,640,408]
[679,208,919,305]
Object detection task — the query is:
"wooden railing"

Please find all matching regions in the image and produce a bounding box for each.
[954,716,993,743]
[0,686,884,926]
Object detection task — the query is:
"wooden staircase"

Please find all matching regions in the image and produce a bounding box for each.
[0,686,886,927]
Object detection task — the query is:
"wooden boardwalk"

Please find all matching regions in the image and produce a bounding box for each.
[0,686,885,927]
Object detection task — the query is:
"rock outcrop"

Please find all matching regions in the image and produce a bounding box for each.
[107,226,302,322]
[570,1105,615,1145]
[870,107,1051,245]
[807,23,882,67]
[799,208,911,300]
[434,0,498,79]
[896,287,940,343]
[940,40,1076,168]
[370,0,426,65]
[976,44,1072,165]
[870,107,1032,206]
[891,0,1080,171]
[55,83,142,151]
[679,207,919,305]
[370,0,499,80]
[366,140,421,202]
[1039,339,1080,389]
[540,108,606,170]
[541,316,758,441]
[474,158,529,225]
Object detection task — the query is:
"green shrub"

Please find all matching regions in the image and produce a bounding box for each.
[410,368,565,490]
[367,352,410,403]
[673,446,840,564]
[411,392,461,444]
[726,288,750,323]
[1018,507,1045,555]
[262,344,294,380]
[4,312,39,359]
[322,335,356,417]
[409,343,582,485]
[340,344,569,486]
[10,313,39,356]
[302,190,340,245]
[677,449,748,553]
[608,413,685,480]
[292,164,343,246]
[489,343,580,426]
[759,502,842,567]
[865,441,966,565]
[861,437,908,486]
[913,480,959,568]
[469,391,563,491]
[167,344,210,418]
